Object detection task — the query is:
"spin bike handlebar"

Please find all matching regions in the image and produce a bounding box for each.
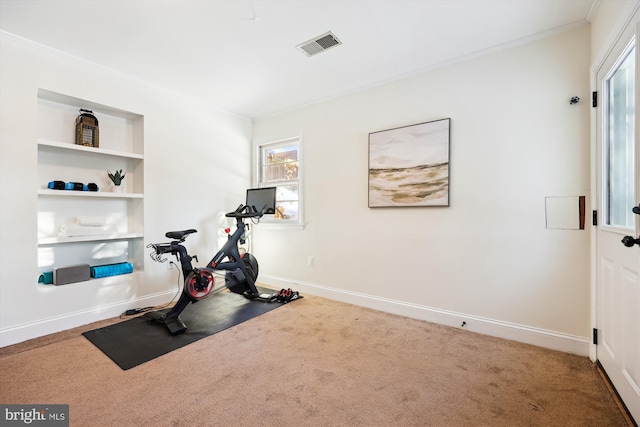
[225,204,266,219]
[148,204,261,262]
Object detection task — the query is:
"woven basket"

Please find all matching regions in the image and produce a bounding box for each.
[75,109,99,148]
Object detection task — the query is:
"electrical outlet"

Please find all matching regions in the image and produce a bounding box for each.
[307,256,314,267]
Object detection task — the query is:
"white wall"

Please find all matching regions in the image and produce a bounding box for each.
[2,3,634,352]
[252,25,593,354]
[0,33,252,346]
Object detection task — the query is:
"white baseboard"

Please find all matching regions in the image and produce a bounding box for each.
[2,278,591,357]
[260,275,590,357]
[0,291,175,348]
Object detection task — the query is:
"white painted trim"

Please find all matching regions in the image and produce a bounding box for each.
[252,132,305,228]
[590,2,640,76]
[260,275,590,356]
[0,30,247,120]
[255,21,591,121]
[587,0,603,24]
[589,67,599,363]
[0,290,176,348]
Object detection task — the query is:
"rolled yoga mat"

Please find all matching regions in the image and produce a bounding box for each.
[40,263,132,283]
[48,181,99,191]
[90,262,134,278]
[38,271,54,284]
[58,223,117,237]
[77,216,106,226]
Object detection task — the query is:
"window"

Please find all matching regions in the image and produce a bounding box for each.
[256,137,301,224]
[604,42,635,228]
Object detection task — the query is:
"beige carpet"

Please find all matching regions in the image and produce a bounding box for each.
[0,292,629,426]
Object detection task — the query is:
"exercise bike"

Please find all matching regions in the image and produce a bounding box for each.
[144,203,268,334]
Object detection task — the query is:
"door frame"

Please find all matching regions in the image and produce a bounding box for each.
[589,2,640,363]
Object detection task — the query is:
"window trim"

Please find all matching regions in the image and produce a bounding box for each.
[601,37,636,230]
[253,134,304,228]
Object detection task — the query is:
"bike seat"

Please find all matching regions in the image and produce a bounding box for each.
[165,229,197,241]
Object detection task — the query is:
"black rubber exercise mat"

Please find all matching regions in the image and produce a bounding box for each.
[83,288,283,370]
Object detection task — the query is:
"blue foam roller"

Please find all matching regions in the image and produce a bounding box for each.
[90,262,134,278]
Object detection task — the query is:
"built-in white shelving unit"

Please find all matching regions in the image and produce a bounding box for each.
[37,89,144,284]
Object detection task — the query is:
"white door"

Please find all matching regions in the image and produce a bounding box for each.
[595,15,640,424]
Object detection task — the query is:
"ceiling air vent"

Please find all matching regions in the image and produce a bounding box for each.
[296,31,342,57]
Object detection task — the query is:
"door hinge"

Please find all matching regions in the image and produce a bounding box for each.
[592,91,598,107]
[592,210,598,226]
[593,328,598,345]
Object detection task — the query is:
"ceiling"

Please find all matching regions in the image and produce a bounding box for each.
[0,0,598,119]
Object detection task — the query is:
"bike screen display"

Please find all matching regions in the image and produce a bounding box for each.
[246,187,276,214]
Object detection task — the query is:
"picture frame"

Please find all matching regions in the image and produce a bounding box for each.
[368,118,450,207]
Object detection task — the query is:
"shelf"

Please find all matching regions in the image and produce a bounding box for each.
[38,139,143,159]
[38,189,143,199]
[38,233,144,246]
[37,89,145,282]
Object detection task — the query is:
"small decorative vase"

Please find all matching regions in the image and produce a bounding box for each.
[112,185,124,193]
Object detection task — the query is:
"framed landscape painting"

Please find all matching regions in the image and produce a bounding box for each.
[368,118,450,207]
